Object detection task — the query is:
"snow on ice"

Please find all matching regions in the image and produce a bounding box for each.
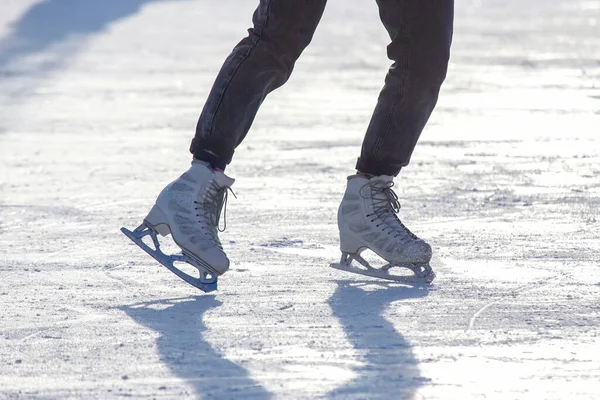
[1,0,599,398]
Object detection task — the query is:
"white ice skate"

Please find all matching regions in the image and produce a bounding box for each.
[121,161,234,292]
[331,174,435,283]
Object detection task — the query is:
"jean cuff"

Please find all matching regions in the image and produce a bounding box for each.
[189,137,233,170]
[355,157,402,177]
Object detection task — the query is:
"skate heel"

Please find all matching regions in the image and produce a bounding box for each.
[339,233,365,254]
[143,205,171,236]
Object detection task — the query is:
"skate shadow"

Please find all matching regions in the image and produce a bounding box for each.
[327,280,429,399]
[121,296,271,399]
[0,0,190,101]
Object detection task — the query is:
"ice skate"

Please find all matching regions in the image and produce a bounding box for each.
[331,174,435,284]
[121,161,234,292]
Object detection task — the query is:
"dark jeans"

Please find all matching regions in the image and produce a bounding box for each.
[190,0,454,176]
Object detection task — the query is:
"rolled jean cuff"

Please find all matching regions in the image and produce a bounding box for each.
[189,137,233,170]
[355,157,403,177]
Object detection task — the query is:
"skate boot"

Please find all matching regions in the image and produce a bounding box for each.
[332,174,435,283]
[121,161,234,291]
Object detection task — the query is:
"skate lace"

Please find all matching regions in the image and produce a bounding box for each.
[193,180,236,246]
[361,180,418,240]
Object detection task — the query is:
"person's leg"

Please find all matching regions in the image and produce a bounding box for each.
[356,0,454,176]
[336,1,453,282]
[190,0,328,170]
[125,1,327,283]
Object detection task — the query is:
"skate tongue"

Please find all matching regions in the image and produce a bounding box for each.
[214,170,235,188]
[188,161,235,188]
[370,175,394,184]
[188,160,214,182]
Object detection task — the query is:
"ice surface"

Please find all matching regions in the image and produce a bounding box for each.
[1,0,599,398]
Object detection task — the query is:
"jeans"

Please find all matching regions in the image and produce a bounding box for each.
[190,0,454,176]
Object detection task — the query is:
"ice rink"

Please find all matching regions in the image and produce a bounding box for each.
[1,0,599,398]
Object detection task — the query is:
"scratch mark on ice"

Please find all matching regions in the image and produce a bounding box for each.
[467,276,560,332]
[468,302,498,331]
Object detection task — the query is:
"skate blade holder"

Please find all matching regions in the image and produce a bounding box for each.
[121,223,218,292]
[331,251,435,284]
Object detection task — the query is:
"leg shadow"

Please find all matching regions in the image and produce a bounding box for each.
[121,296,272,399]
[327,281,429,400]
[0,0,190,98]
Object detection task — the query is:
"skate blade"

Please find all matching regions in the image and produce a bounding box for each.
[120,224,218,293]
[330,253,435,284]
